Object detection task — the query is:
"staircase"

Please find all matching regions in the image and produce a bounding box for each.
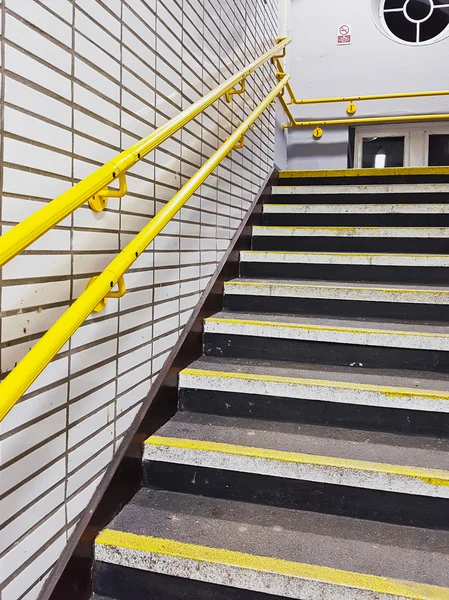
[92,171,449,600]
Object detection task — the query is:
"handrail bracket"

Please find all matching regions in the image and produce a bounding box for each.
[226,134,245,157]
[271,37,288,61]
[88,275,127,312]
[346,101,357,115]
[89,173,128,212]
[226,78,246,103]
[234,135,245,150]
[278,93,296,130]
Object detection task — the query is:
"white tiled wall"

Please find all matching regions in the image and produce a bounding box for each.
[0,1,279,598]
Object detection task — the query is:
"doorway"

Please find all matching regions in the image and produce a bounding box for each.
[354,123,449,168]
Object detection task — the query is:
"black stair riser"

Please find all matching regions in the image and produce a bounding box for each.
[204,332,449,373]
[179,388,449,438]
[93,561,286,600]
[224,295,449,322]
[143,462,449,530]
[240,262,449,284]
[252,237,449,253]
[276,176,449,186]
[269,192,449,205]
[262,214,449,227]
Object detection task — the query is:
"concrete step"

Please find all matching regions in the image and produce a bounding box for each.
[205,310,449,349]
[94,489,449,600]
[264,203,449,212]
[276,168,449,188]
[181,355,449,412]
[142,412,449,528]
[225,278,449,305]
[144,412,449,500]
[203,311,449,372]
[94,549,288,600]
[240,251,449,284]
[179,356,449,436]
[271,183,449,197]
[93,559,289,600]
[241,250,449,267]
[224,279,449,322]
[261,204,449,227]
[252,226,449,253]
[260,216,449,228]
[254,226,449,238]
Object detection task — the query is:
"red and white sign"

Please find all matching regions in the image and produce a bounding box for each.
[337,24,351,45]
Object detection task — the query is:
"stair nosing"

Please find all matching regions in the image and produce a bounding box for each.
[263,203,449,213]
[144,432,449,499]
[95,526,449,600]
[180,366,449,401]
[224,279,449,304]
[253,225,449,238]
[239,250,449,266]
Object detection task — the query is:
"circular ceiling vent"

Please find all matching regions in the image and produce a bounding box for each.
[380,0,449,44]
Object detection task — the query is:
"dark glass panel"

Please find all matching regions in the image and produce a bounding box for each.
[420,9,449,40]
[405,0,433,20]
[362,137,405,169]
[429,135,449,166]
[384,12,418,41]
[384,0,406,9]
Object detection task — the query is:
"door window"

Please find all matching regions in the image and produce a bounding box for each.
[362,136,405,168]
[354,124,449,167]
[428,134,449,166]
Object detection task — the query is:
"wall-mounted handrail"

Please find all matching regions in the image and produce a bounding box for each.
[290,89,449,106]
[274,58,449,138]
[0,37,291,269]
[294,113,449,140]
[0,75,290,421]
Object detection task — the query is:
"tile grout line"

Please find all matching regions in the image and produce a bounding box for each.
[0,0,6,396]
[113,0,125,455]
[63,0,76,544]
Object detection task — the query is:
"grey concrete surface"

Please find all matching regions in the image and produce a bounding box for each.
[104,489,449,587]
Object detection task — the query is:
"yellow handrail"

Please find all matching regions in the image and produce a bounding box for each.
[291,90,449,105]
[273,58,449,137]
[294,113,449,140]
[0,37,291,269]
[0,75,290,421]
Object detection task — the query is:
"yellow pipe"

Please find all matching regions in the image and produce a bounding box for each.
[294,90,449,105]
[0,38,291,269]
[272,57,298,104]
[279,167,449,178]
[294,113,449,128]
[277,93,296,129]
[0,75,290,421]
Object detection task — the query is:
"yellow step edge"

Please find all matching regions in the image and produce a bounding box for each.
[279,167,449,178]
[96,529,449,600]
[181,367,449,401]
[254,226,449,231]
[204,316,449,340]
[146,434,449,488]
[225,280,449,295]
[263,203,445,206]
[242,250,449,258]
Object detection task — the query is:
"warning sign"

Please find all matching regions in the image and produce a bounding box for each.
[337,24,351,45]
